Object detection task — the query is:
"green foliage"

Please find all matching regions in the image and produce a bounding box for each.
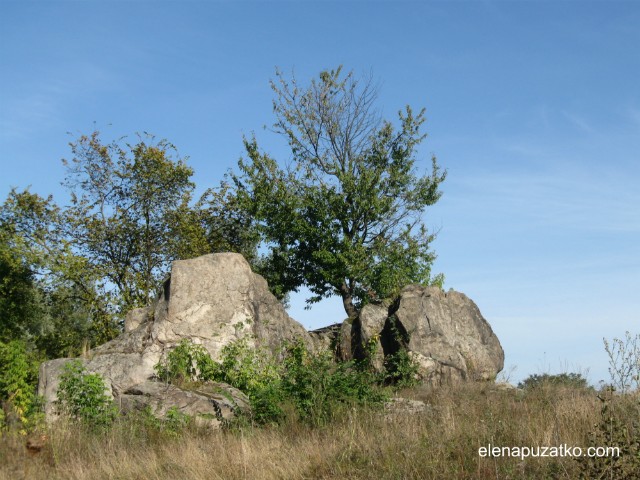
[0,231,44,343]
[234,66,446,316]
[383,348,420,389]
[0,340,41,427]
[172,181,260,265]
[378,315,419,388]
[154,338,389,427]
[604,331,640,393]
[1,131,262,356]
[0,190,57,343]
[62,131,197,311]
[279,341,387,426]
[163,406,191,433]
[155,338,284,424]
[211,338,281,394]
[517,372,592,390]
[55,360,117,428]
[1,188,119,353]
[154,339,217,383]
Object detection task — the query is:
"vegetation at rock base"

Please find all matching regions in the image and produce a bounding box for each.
[154,338,391,426]
[2,379,639,480]
[53,360,117,429]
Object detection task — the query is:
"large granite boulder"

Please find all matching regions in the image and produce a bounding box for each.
[321,285,504,385]
[391,285,504,383]
[38,253,311,422]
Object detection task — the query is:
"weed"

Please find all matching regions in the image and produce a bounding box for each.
[54,360,116,429]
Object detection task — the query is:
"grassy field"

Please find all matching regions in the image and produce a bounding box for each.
[2,382,638,480]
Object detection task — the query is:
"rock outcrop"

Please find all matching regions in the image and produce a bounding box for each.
[39,253,504,423]
[38,253,311,422]
[314,285,504,385]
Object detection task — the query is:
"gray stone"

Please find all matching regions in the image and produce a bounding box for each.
[308,323,342,354]
[39,253,311,424]
[124,307,151,332]
[334,285,504,385]
[384,397,430,418]
[38,254,505,424]
[391,285,504,384]
[118,380,250,427]
[351,304,387,370]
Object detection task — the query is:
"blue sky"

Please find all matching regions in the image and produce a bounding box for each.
[1,1,638,385]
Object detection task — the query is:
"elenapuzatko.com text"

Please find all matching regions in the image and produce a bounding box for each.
[478,444,620,461]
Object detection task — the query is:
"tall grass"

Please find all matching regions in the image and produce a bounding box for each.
[2,382,638,479]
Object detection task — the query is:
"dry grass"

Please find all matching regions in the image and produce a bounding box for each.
[2,383,638,480]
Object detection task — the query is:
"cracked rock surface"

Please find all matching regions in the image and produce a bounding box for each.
[38,253,310,422]
[314,285,504,385]
[38,254,505,423]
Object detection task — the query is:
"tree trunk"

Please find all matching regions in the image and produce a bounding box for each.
[339,282,358,318]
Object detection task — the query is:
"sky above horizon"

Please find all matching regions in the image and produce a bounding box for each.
[1,1,639,386]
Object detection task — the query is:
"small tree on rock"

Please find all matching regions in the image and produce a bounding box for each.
[235,67,446,317]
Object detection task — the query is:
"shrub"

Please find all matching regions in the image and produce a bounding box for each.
[154,338,389,427]
[517,372,592,390]
[154,339,216,383]
[383,348,419,388]
[279,340,387,426]
[55,360,117,428]
[154,338,284,424]
[0,339,41,428]
[211,339,284,424]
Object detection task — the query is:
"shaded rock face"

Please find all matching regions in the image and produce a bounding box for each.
[38,253,311,422]
[333,285,504,385]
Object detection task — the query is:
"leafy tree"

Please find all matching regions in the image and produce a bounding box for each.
[168,180,259,264]
[62,131,260,315]
[62,131,196,311]
[2,131,261,353]
[0,230,43,342]
[0,189,118,351]
[235,67,446,317]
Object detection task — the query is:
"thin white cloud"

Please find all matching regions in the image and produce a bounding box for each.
[449,167,640,235]
[0,62,121,140]
[561,110,595,134]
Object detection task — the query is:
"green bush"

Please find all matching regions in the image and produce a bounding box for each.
[55,360,117,428]
[154,338,389,427]
[0,339,41,428]
[383,348,419,388]
[280,340,387,426]
[517,372,592,390]
[154,339,217,383]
